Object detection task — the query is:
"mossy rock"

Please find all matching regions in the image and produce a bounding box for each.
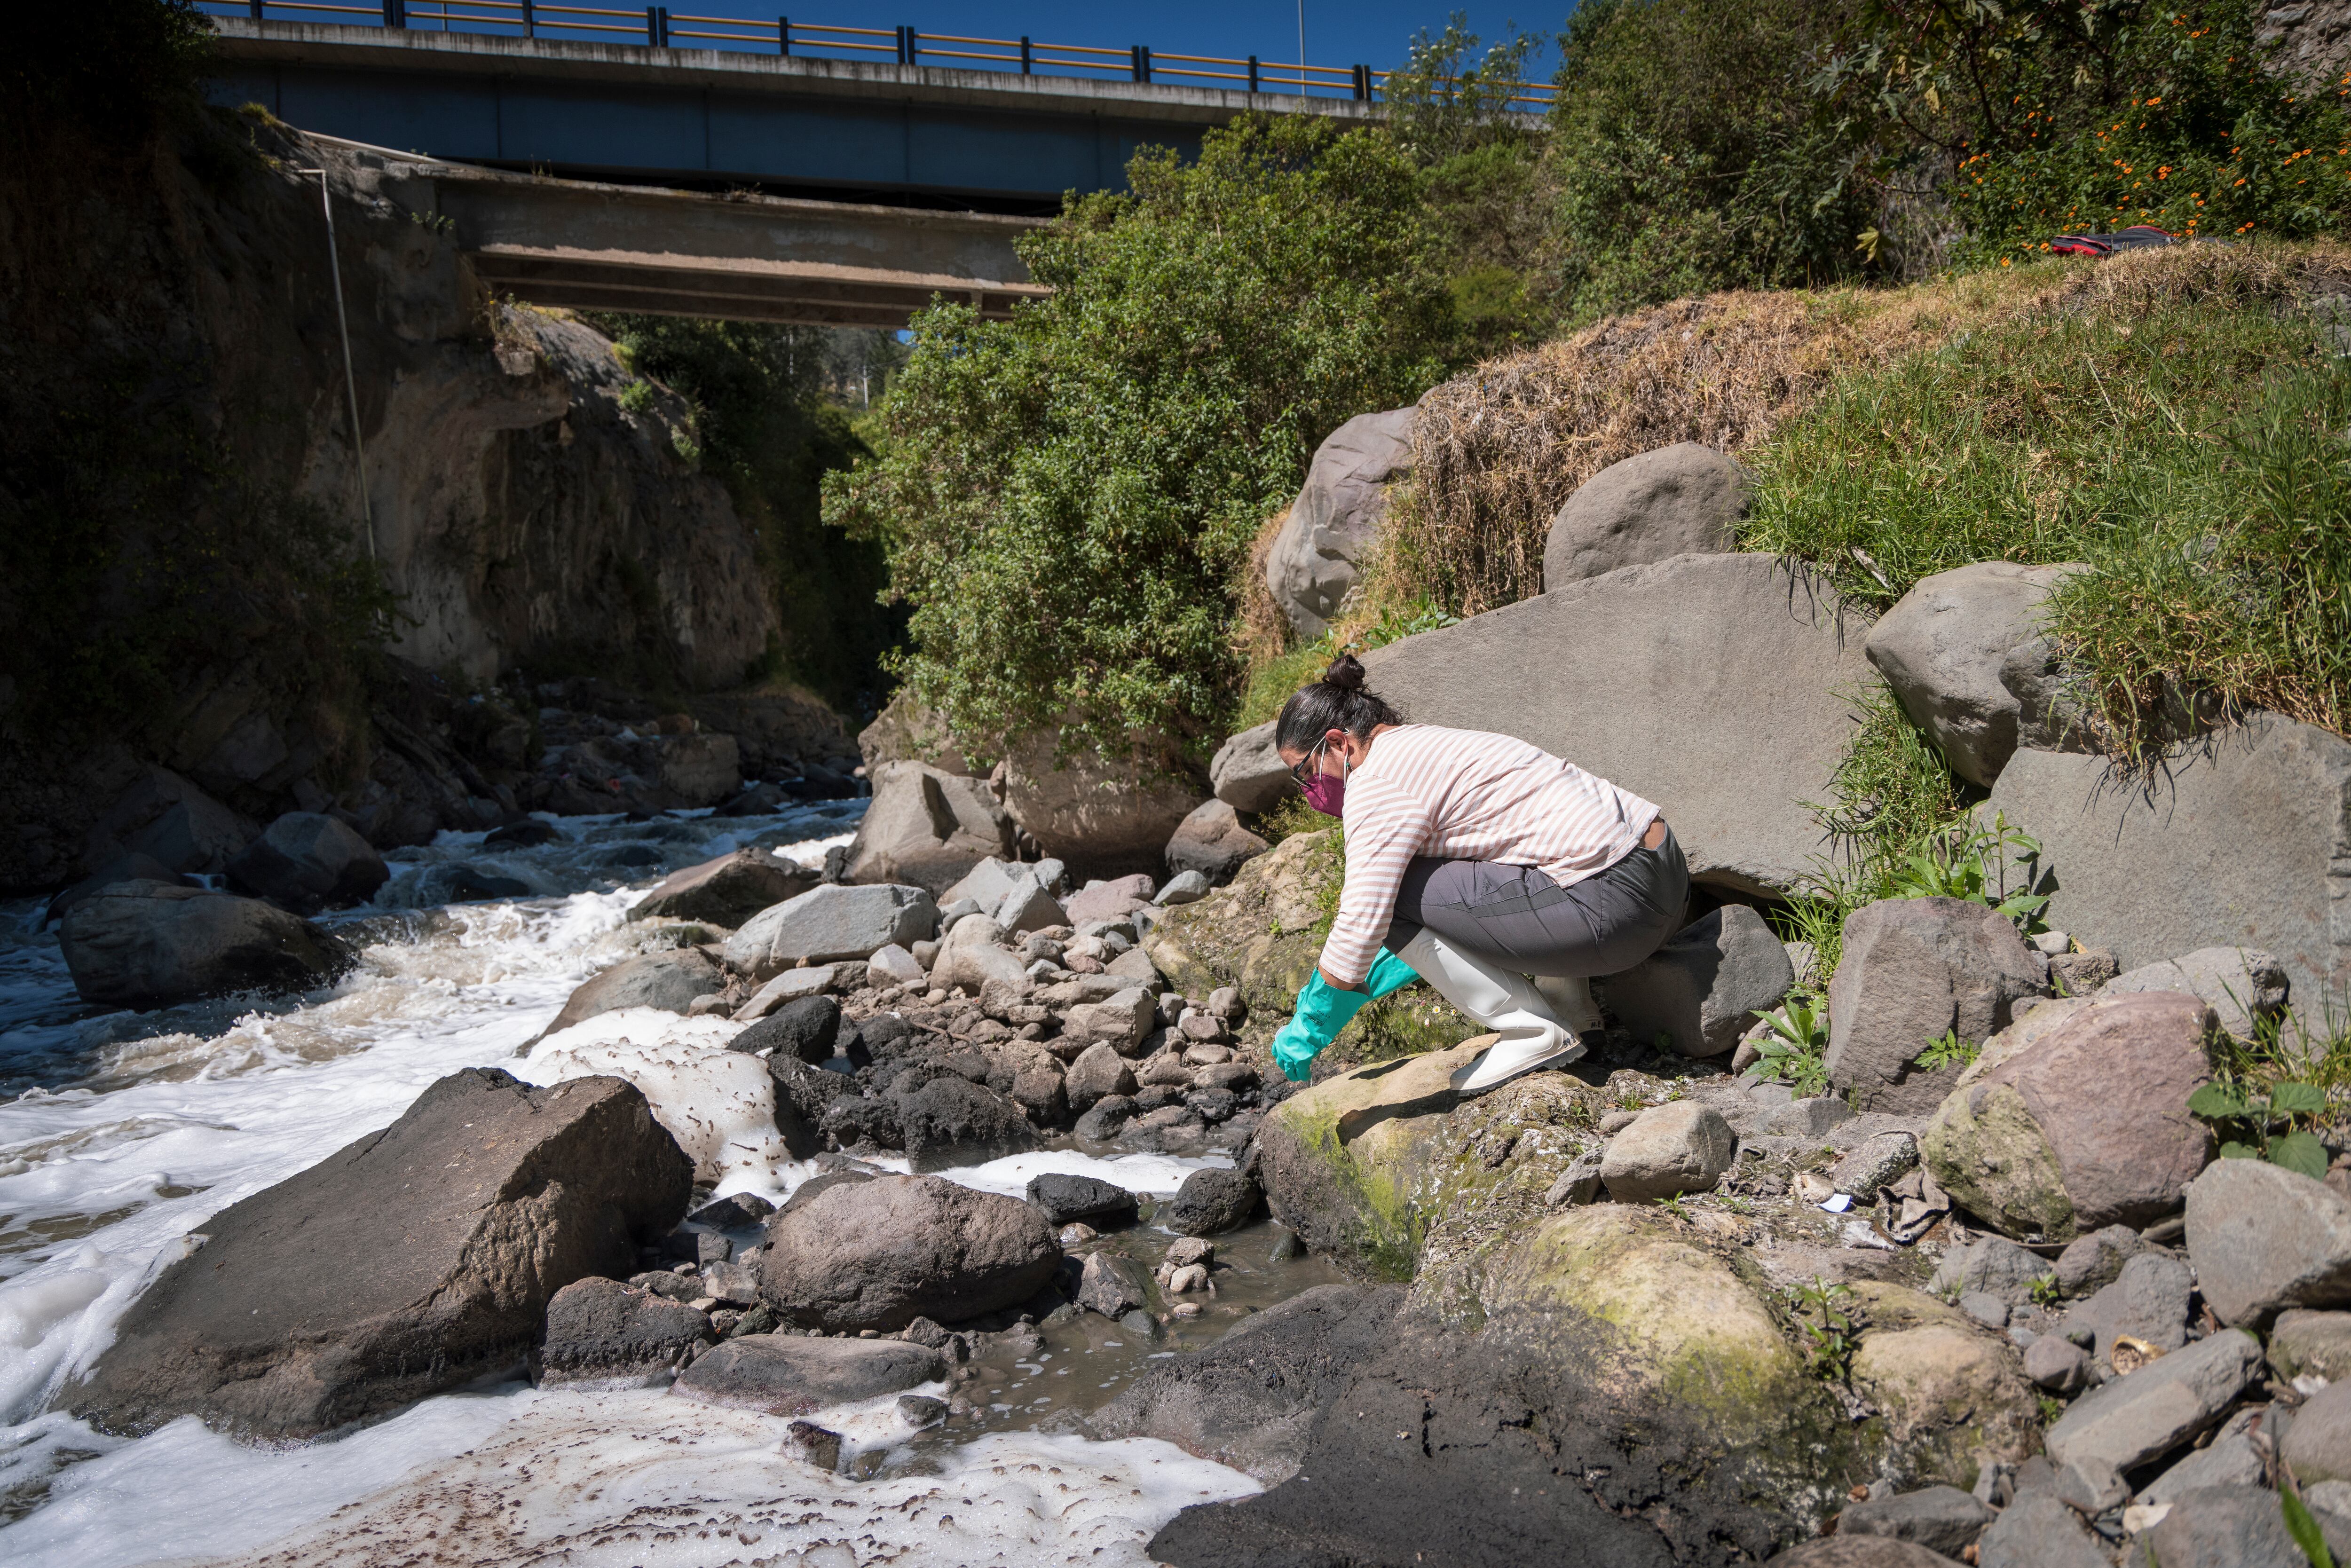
[1847,1281,2044,1490]
[1919,1080,2075,1240]
[1257,1043,1603,1279]
[1142,827,1476,1062]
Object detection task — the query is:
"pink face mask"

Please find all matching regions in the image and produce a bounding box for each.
[1300,740,1349,818]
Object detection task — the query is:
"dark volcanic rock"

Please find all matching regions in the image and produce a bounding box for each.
[669,1333,941,1415]
[758,1173,1060,1332]
[70,1068,692,1439]
[894,1077,1038,1170]
[536,1276,713,1387]
[734,996,839,1064]
[628,848,817,928]
[226,812,390,915]
[59,880,349,1009]
[538,949,725,1039]
[1164,1167,1261,1236]
[1026,1173,1139,1229]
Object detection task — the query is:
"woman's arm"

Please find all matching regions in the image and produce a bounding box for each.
[1315,778,1429,990]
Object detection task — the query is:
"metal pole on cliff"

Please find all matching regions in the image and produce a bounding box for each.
[299,166,377,561]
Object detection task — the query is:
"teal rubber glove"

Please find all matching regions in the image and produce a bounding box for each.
[1271,949,1423,1081]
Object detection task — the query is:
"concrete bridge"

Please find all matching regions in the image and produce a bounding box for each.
[207,17,1381,324]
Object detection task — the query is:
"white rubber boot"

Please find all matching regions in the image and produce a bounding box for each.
[1533,974,1603,1035]
[1396,930,1586,1093]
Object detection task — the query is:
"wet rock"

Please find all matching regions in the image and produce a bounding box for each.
[59,880,349,1010]
[1073,1094,1136,1141]
[1026,1173,1138,1229]
[1863,561,2079,788]
[2284,1379,2351,1485]
[1064,1042,1140,1112]
[1095,1284,1402,1483]
[484,818,560,849]
[2140,1483,2312,1568]
[758,1174,1060,1332]
[1975,1490,2109,1568]
[2053,1223,2148,1297]
[2268,1309,2351,1382]
[2025,1334,2088,1395]
[536,1276,713,1387]
[1985,715,2351,1011]
[1164,799,1269,886]
[226,812,389,915]
[897,1393,946,1428]
[734,994,840,1064]
[2106,946,2290,1041]
[894,1076,1037,1170]
[627,848,816,927]
[723,883,938,977]
[71,1069,691,1439]
[2185,1158,2351,1326]
[1076,1250,1153,1318]
[1208,720,1294,815]
[1598,1101,1735,1201]
[2043,1328,2263,1472]
[1542,442,1750,589]
[670,1333,941,1416]
[1827,897,2047,1115]
[767,1056,852,1157]
[1164,1168,1261,1237]
[781,1418,844,1470]
[1923,990,2217,1240]
[2063,1251,2195,1360]
[841,760,1015,896]
[1836,1484,1996,1559]
[43,852,186,927]
[690,1192,775,1230]
[1602,904,1792,1058]
[540,949,726,1039]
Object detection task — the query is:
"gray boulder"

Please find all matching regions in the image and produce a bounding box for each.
[669,1333,941,1416]
[1164,1168,1261,1236]
[2186,1158,2351,1327]
[627,848,816,927]
[1836,1485,1996,1559]
[1985,715,2351,1009]
[2105,947,2289,1041]
[1599,1101,1736,1201]
[59,880,348,1010]
[227,812,389,914]
[70,1068,692,1439]
[843,760,1017,896]
[1862,562,2078,788]
[2140,1407,2275,1502]
[1076,1250,1154,1318]
[2052,1224,2149,1297]
[1209,721,1294,815]
[1928,1235,2055,1301]
[894,1077,1039,1169]
[999,727,1205,873]
[84,765,254,876]
[1827,897,2047,1114]
[1064,1042,1140,1111]
[539,948,725,1038]
[941,855,1065,909]
[2063,1252,2196,1360]
[1974,1491,2109,1568]
[1064,987,1158,1055]
[1165,798,1270,884]
[1265,407,1417,639]
[2285,1379,2351,1484]
[1601,904,1792,1058]
[2269,1309,2351,1382]
[1359,552,1873,897]
[535,1276,713,1388]
[1541,442,1751,589]
[2042,1327,2263,1472]
[723,883,938,977]
[2140,1483,2314,1568]
[757,1173,1060,1332]
[2024,1335,2087,1395]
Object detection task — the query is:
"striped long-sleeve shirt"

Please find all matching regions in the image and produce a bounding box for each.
[1318,724,1660,988]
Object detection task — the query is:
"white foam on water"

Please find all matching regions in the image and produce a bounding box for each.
[0,803,1265,1564]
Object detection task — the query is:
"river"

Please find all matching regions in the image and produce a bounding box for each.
[0,802,1274,1566]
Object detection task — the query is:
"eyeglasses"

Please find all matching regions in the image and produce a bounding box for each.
[1288,739,1327,787]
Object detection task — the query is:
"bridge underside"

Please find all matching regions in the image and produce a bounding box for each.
[466,248,1036,327]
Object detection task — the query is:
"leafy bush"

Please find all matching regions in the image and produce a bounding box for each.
[825,115,1453,758]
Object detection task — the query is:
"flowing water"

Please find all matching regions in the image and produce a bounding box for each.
[0,804,1306,1566]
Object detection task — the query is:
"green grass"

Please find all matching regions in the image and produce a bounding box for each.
[1744,283,2351,766]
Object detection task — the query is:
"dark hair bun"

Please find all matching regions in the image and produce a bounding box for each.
[1323,653,1366,691]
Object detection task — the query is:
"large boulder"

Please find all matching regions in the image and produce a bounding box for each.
[1358,552,1872,896]
[669,1333,941,1416]
[999,728,1206,875]
[539,949,726,1038]
[1208,720,1294,815]
[1541,443,1751,589]
[1825,898,2047,1115]
[1985,715,2351,1009]
[1264,407,1417,640]
[2042,1327,2263,1471]
[1844,1283,2045,1492]
[59,880,348,1009]
[225,812,389,914]
[627,848,817,927]
[2104,946,2289,1041]
[83,765,255,877]
[1601,904,1792,1059]
[523,1010,789,1187]
[842,759,1017,895]
[535,1276,713,1388]
[69,1068,692,1439]
[858,688,984,777]
[1922,991,2217,1240]
[1164,798,1270,884]
[1258,1040,1602,1276]
[2185,1158,2351,1327]
[929,914,1031,997]
[1862,562,2077,788]
[892,1075,1039,1169]
[722,882,937,977]
[757,1173,1061,1331]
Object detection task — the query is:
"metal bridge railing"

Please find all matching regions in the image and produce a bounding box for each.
[199,1,1561,109]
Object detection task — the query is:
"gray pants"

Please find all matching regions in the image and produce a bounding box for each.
[1381,826,1690,979]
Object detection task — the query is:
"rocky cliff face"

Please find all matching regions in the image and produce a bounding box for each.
[0,100,790,890]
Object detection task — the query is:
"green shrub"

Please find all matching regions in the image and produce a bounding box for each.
[824,115,1453,759]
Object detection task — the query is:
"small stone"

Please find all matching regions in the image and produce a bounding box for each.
[1118,1307,1161,1340]
[1836,1484,1997,1559]
[1157,870,1212,906]
[2051,1224,2147,1298]
[689,1192,775,1230]
[1163,1168,1260,1236]
[2063,1251,2194,1360]
[2025,1334,2088,1395]
[1974,1489,2111,1568]
[867,943,927,987]
[2269,1309,2351,1383]
[1831,1131,1920,1201]
[1545,1154,1605,1208]
[1076,1250,1153,1318]
[897,1393,946,1428]
[1266,1228,1303,1263]
[1596,1110,1640,1136]
[1182,1041,1233,1066]
[1166,1263,1209,1294]
[781,1418,843,1470]
[1164,1237,1213,1269]
[2029,930,2072,957]
[2186,1158,2351,1327]
[2043,1328,2263,1472]
[1026,1172,1140,1229]
[1761,1096,1855,1138]
[2052,1454,2127,1518]
[1599,1101,1736,1201]
[1073,1094,1136,1140]
[1959,1292,2010,1330]
[2284,1379,2351,1485]
[1927,1235,2055,1304]
[1206,987,1246,1024]
[2140,1406,2273,1502]
[1058,1223,1097,1247]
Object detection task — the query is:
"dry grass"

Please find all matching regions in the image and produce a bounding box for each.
[1231,504,1296,674]
[1375,242,2343,618]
